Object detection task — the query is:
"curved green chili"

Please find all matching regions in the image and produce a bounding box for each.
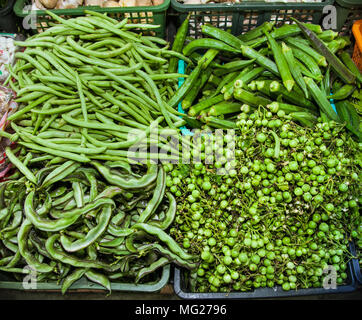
[91,162,158,190]
[24,191,115,232]
[18,219,54,273]
[60,204,112,252]
[138,167,166,223]
[131,223,195,261]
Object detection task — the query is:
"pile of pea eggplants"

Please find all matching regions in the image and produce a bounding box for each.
[0,10,198,294]
[166,110,361,293]
[163,17,362,293]
[0,9,361,296]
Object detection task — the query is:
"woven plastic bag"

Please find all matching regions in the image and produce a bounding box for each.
[0,85,18,179]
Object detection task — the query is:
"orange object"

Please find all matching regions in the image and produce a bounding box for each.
[352,19,362,72]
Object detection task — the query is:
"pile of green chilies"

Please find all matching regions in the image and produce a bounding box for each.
[0,160,198,294]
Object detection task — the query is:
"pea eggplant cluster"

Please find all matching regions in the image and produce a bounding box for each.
[167,107,361,293]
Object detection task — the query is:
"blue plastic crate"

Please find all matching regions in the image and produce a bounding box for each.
[350,241,362,286]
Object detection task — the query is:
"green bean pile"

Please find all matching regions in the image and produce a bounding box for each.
[167,107,361,293]
[0,11,202,293]
[4,9,189,151]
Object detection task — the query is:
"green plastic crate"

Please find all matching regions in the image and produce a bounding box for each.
[13,0,170,38]
[0,265,170,293]
[170,0,334,38]
[335,0,362,36]
[0,0,19,33]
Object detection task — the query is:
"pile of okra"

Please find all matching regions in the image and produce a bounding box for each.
[0,10,198,294]
[170,18,361,138]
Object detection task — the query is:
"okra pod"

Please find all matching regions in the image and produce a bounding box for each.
[304,77,340,122]
[265,30,295,92]
[281,42,309,99]
[234,88,271,107]
[240,44,279,76]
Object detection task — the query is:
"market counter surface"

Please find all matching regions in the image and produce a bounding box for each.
[0,285,361,300]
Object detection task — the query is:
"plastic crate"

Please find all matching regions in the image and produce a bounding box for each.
[174,59,357,298]
[13,0,170,38]
[0,0,18,33]
[350,241,362,286]
[174,255,356,299]
[352,19,362,72]
[0,265,170,292]
[170,0,334,38]
[335,0,362,37]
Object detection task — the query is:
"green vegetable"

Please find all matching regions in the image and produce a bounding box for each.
[304,77,340,122]
[264,30,294,92]
[201,24,245,49]
[169,13,190,73]
[183,38,241,56]
[281,42,309,99]
[291,18,356,84]
[329,84,355,100]
[240,44,279,76]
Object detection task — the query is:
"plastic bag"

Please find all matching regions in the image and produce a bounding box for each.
[0,35,17,83]
[0,85,18,177]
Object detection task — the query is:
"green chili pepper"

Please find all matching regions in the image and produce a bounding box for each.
[132,223,195,261]
[85,269,111,294]
[138,166,166,223]
[135,257,169,284]
[18,219,54,273]
[149,192,176,230]
[24,191,115,232]
[60,204,112,252]
[45,234,112,270]
[91,162,158,191]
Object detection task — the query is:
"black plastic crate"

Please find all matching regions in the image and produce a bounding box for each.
[174,244,357,299]
[170,0,334,38]
[335,0,362,37]
[0,0,18,33]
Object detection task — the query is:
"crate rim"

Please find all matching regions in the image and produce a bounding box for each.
[0,265,170,292]
[13,0,170,18]
[171,0,334,12]
[335,0,362,9]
